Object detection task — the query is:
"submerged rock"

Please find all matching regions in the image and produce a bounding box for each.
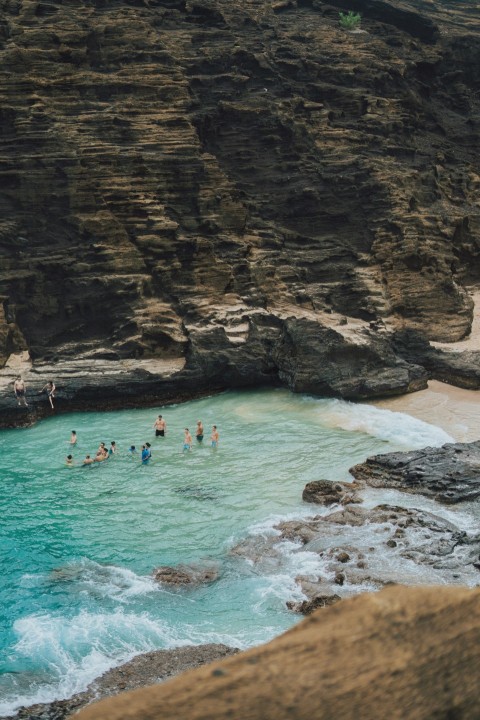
[152,563,219,587]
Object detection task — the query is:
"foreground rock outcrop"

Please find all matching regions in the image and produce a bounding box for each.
[0,0,480,424]
[351,440,480,503]
[76,586,480,720]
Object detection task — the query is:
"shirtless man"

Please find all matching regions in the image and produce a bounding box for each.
[83,455,94,465]
[195,420,204,443]
[66,454,74,466]
[41,380,55,409]
[183,428,192,452]
[211,425,219,448]
[13,377,28,407]
[70,431,77,446]
[153,415,166,437]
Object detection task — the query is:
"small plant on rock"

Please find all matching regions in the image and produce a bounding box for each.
[339,10,362,30]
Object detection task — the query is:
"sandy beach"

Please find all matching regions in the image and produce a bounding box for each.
[372,379,480,443]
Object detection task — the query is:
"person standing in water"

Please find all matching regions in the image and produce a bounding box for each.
[83,455,94,465]
[41,380,56,409]
[141,444,151,464]
[109,441,117,455]
[66,454,74,466]
[211,425,219,448]
[183,428,192,452]
[153,415,166,437]
[70,431,77,446]
[13,377,28,407]
[195,420,204,443]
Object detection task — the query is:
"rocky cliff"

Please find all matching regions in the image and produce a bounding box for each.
[75,585,480,720]
[1,0,479,422]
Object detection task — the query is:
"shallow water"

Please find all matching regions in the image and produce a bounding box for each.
[0,388,466,715]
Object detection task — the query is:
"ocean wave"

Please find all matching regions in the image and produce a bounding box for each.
[320,399,454,448]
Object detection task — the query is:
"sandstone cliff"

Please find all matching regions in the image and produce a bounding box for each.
[75,585,480,720]
[0,0,479,420]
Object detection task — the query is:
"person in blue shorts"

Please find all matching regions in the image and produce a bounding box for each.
[183,428,192,452]
[211,425,219,448]
[141,444,151,464]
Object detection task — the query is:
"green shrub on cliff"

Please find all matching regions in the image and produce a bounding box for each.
[339,10,361,30]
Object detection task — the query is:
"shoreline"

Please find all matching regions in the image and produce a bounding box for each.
[3,644,239,720]
[371,379,480,442]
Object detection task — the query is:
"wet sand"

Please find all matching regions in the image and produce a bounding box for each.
[371,380,480,443]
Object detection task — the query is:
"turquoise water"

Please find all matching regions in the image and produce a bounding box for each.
[0,388,454,715]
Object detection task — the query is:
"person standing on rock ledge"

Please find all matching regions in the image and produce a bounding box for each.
[13,376,28,407]
[153,415,166,437]
[41,380,56,409]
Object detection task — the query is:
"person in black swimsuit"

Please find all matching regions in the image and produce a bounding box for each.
[153,415,166,437]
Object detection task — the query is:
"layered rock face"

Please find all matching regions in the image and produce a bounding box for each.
[76,585,480,720]
[0,0,479,419]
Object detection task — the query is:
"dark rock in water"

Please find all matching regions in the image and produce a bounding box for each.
[8,645,238,720]
[302,480,363,506]
[153,563,219,586]
[350,441,480,503]
[270,503,480,607]
[287,593,341,615]
[174,485,219,501]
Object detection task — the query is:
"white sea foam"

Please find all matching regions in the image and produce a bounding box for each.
[55,558,159,602]
[0,611,165,716]
[321,399,454,448]
[1,606,251,717]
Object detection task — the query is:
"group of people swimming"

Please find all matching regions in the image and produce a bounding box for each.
[65,416,220,467]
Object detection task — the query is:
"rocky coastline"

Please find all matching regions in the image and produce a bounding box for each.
[3,434,480,718]
[2,645,238,720]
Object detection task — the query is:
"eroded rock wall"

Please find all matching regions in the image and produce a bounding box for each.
[0,0,479,413]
